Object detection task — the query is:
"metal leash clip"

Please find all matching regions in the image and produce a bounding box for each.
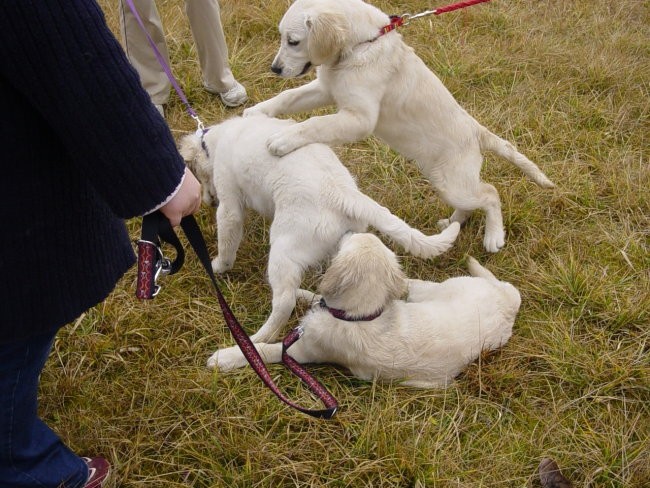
[136,239,172,299]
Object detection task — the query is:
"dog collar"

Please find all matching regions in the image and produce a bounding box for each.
[319,298,383,322]
[377,15,405,37]
[341,16,402,65]
[198,127,211,159]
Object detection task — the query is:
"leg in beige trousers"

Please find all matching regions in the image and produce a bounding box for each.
[119,0,238,105]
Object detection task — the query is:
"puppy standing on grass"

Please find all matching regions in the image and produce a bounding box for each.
[243,0,555,253]
[179,115,460,348]
[213,232,521,387]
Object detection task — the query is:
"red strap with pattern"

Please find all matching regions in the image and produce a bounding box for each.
[136,240,157,299]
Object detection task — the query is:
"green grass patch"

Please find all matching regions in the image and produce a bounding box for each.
[42,1,650,486]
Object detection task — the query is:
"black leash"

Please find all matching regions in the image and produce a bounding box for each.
[136,211,338,419]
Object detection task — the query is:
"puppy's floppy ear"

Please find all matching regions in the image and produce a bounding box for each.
[305,10,349,65]
[320,236,407,313]
[178,133,200,163]
[178,132,214,203]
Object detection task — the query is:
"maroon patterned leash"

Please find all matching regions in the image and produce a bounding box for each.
[136,212,184,299]
[136,212,339,419]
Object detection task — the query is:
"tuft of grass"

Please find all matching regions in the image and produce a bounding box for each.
[40,0,650,486]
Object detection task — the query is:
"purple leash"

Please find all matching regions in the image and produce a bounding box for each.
[123,0,205,132]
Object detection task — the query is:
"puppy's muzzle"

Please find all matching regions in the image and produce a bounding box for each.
[270,62,312,77]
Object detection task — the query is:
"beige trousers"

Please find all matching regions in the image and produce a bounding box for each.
[119,0,236,105]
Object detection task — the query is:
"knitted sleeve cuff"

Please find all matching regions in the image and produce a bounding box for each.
[143,168,186,216]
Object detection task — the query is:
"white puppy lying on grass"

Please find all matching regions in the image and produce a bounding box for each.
[179,115,460,349]
[212,232,521,388]
[244,0,555,253]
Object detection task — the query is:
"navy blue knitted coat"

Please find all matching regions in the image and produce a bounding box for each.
[0,1,187,342]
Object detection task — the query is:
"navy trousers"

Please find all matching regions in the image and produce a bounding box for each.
[0,331,88,487]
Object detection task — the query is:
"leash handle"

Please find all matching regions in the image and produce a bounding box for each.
[136,212,185,299]
[135,240,158,299]
[137,212,338,419]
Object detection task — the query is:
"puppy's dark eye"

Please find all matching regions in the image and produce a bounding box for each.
[288,39,300,46]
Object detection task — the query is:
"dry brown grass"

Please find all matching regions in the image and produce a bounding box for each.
[42,1,649,486]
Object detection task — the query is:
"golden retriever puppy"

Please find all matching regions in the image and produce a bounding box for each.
[179,115,460,348]
[211,233,521,388]
[243,0,554,253]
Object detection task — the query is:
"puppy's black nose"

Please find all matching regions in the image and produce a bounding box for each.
[271,65,282,75]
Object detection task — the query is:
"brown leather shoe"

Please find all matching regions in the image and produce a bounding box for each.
[82,457,111,488]
[539,457,572,488]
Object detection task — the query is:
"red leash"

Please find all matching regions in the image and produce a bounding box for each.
[433,0,492,15]
[379,0,492,35]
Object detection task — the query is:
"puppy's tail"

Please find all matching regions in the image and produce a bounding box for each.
[479,128,555,189]
[466,256,522,309]
[332,186,460,259]
[466,256,498,281]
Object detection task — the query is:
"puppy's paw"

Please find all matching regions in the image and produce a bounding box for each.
[211,256,233,274]
[483,229,506,253]
[437,218,452,230]
[206,351,219,369]
[243,105,270,118]
[249,329,274,344]
[267,130,303,157]
[206,346,247,371]
[296,289,320,304]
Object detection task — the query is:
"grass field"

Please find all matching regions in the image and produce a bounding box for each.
[43,0,648,486]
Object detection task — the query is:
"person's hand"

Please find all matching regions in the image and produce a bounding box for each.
[159,167,202,226]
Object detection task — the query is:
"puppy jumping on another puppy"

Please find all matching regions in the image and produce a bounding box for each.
[243,0,555,253]
[179,115,460,352]
[212,232,521,388]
